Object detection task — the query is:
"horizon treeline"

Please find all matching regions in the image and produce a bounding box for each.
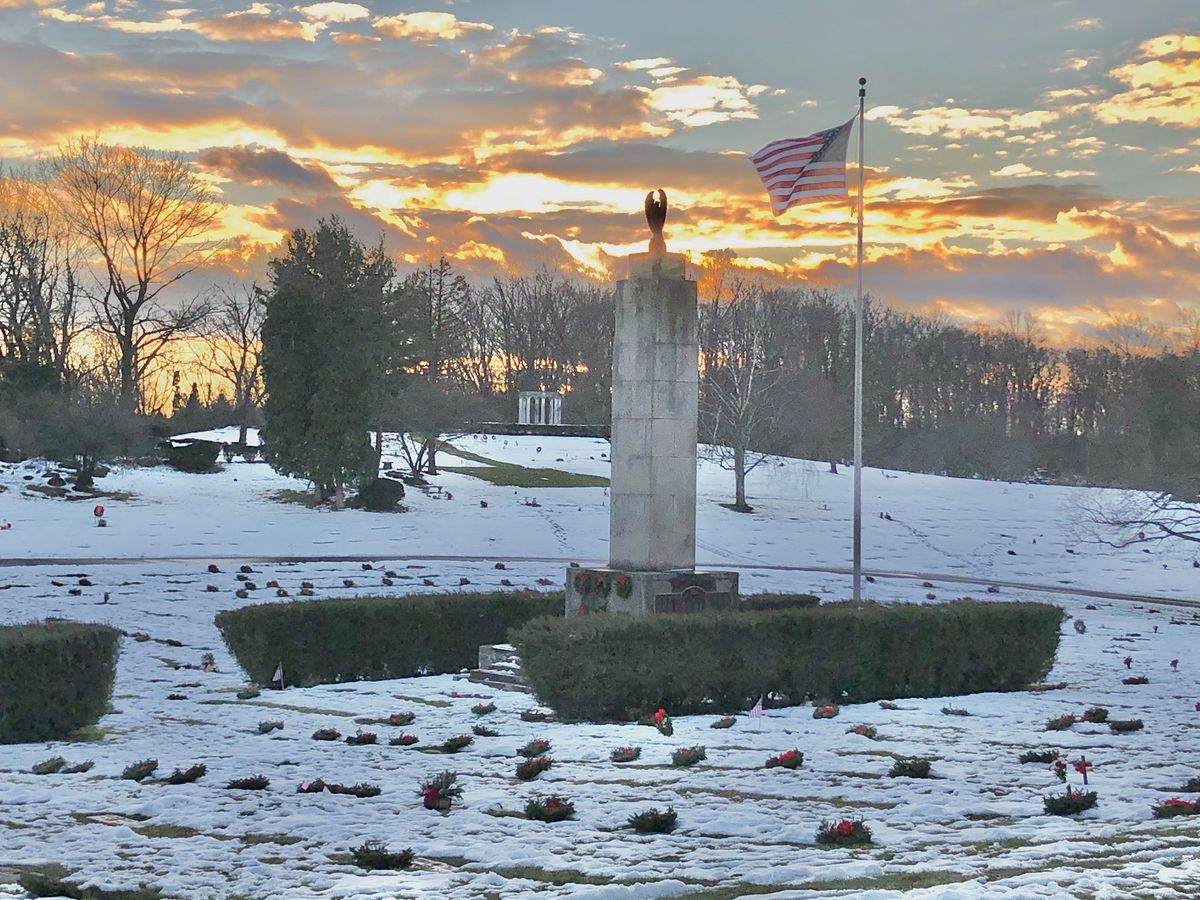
[0,143,1197,494]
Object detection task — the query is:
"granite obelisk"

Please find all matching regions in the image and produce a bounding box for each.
[565,190,738,615]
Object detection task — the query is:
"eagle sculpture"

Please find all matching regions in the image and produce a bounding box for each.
[644,189,667,254]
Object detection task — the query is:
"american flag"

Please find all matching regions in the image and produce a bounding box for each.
[749,695,764,718]
[751,117,855,216]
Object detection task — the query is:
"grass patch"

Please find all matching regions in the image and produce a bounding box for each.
[441,463,608,488]
[240,832,303,846]
[267,489,324,508]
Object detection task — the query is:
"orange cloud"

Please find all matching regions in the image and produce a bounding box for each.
[374,11,493,43]
[1096,33,1200,126]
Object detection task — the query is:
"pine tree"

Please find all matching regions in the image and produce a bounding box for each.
[260,218,390,505]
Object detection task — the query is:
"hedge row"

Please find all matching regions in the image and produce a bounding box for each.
[215,591,564,687]
[0,622,121,744]
[511,600,1062,721]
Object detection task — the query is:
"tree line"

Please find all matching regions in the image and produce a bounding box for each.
[2,139,1198,504]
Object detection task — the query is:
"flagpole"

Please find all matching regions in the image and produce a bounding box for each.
[852,76,866,603]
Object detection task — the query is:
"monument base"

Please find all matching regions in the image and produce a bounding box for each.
[564,567,739,617]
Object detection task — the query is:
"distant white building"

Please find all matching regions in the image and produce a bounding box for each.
[517,391,562,426]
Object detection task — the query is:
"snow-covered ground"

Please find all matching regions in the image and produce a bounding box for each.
[1,435,1199,898]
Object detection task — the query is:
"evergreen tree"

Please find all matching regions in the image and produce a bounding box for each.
[260,218,390,505]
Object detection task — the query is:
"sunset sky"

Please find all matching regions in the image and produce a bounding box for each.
[1,0,1198,344]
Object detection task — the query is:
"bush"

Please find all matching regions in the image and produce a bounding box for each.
[163,440,220,473]
[512,600,1061,720]
[0,622,121,744]
[349,477,405,511]
[216,590,563,686]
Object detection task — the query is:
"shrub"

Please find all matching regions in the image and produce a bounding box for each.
[610,746,641,763]
[765,749,803,770]
[889,757,932,778]
[163,440,220,473]
[519,738,551,759]
[1043,787,1097,816]
[122,759,158,782]
[165,764,206,785]
[512,600,1061,720]
[629,807,677,833]
[816,818,872,847]
[349,477,405,512]
[516,756,553,780]
[350,839,413,870]
[525,795,575,822]
[216,590,563,686]
[227,774,269,790]
[1109,719,1144,733]
[1018,749,1059,764]
[17,871,164,900]
[0,622,120,744]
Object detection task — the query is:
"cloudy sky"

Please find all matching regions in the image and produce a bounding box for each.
[1,0,1197,342]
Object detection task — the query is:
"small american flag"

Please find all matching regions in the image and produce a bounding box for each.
[272,662,284,688]
[749,695,764,718]
[751,117,855,216]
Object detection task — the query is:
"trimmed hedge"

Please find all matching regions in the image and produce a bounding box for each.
[512,600,1062,721]
[216,591,564,686]
[740,593,820,611]
[0,622,121,744]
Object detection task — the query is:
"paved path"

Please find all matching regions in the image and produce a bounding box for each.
[3,552,1198,610]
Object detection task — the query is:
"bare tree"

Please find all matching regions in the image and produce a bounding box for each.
[200,283,265,444]
[1077,487,1200,548]
[700,283,782,512]
[0,173,83,384]
[46,136,219,409]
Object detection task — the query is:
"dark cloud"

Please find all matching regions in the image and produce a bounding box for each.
[197,146,339,192]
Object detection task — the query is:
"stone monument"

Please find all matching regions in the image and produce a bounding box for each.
[565,190,739,615]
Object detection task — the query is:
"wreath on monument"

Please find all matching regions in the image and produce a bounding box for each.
[573,570,592,594]
[593,572,612,597]
[615,575,633,598]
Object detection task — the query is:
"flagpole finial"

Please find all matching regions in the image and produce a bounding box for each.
[858,76,866,97]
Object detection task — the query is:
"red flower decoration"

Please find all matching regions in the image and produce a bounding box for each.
[653,708,667,727]
[1164,798,1193,808]
[575,606,586,616]
[835,820,855,836]
[1073,759,1089,774]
